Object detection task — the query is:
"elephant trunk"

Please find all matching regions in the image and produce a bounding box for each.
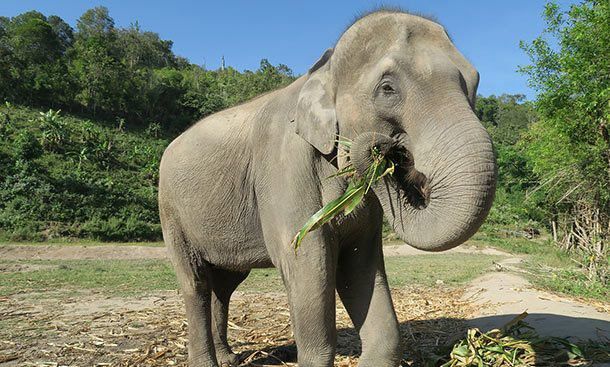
[350,110,496,252]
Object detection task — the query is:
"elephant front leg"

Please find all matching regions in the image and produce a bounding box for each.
[277,231,338,367]
[337,231,402,367]
[255,154,342,366]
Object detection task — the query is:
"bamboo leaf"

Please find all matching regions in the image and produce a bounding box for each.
[343,186,366,216]
[326,165,356,179]
[292,183,367,250]
[336,140,353,148]
[292,147,395,251]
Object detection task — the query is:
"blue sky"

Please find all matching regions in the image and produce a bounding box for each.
[1,0,575,99]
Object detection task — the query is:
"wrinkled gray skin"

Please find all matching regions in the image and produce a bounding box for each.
[159,10,496,367]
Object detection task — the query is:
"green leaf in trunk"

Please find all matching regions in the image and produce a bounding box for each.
[291,147,394,251]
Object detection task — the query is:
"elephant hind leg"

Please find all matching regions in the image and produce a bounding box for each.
[163,222,219,366]
[210,267,249,367]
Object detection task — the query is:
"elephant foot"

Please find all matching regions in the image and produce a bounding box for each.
[216,350,240,367]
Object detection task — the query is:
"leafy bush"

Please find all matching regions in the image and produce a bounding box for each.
[0,106,166,241]
[38,109,68,151]
[14,131,43,159]
[81,214,160,241]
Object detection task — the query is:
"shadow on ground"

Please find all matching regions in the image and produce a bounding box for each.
[238,315,610,366]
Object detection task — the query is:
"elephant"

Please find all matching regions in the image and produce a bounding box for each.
[158,9,496,367]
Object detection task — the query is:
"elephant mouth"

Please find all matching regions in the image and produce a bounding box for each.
[350,132,431,210]
[384,141,431,210]
[350,126,496,251]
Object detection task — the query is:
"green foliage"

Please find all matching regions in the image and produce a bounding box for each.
[474,95,499,125]
[0,106,166,241]
[473,1,610,291]
[14,130,43,159]
[439,315,607,366]
[476,94,534,145]
[475,95,538,228]
[0,11,71,105]
[38,109,68,151]
[0,8,294,242]
[0,7,295,131]
[80,214,161,242]
[0,67,291,242]
[519,0,609,283]
[519,0,609,214]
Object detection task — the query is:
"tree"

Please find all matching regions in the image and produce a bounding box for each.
[117,23,177,69]
[0,7,296,129]
[71,7,125,115]
[0,16,13,100]
[2,11,70,105]
[475,95,500,125]
[475,94,538,226]
[520,0,609,281]
[9,11,61,62]
[47,15,74,53]
[76,7,114,39]
[476,94,534,145]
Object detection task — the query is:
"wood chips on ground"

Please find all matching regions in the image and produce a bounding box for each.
[0,286,478,366]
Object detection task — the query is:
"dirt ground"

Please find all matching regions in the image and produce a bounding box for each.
[463,257,609,341]
[0,286,475,366]
[0,245,167,261]
[0,242,507,261]
[0,244,608,366]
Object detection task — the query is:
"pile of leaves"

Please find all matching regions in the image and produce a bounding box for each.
[436,312,609,367]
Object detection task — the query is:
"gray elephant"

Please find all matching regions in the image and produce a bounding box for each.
[159,9,496,367]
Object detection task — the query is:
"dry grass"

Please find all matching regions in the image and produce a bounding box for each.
[0,286,476,366]
[1,253,606,366]
[1,276,607,366]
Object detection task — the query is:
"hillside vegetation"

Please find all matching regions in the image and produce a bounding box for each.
[0,62,293,241]
[0,7,294,241]
[0,104,166,241]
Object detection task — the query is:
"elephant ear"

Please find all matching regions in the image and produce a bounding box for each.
[295,48,337,155]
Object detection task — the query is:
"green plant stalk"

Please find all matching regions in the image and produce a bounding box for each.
[438,312,606,367]
[291,148,394,251]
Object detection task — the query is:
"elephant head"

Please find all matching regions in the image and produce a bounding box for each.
[295,10,497,251]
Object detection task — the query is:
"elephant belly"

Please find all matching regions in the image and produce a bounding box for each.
[160,103,277,271]
[162,188,274,271]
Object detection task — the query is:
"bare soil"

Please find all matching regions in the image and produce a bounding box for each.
[0,242,506,261]
[463,258,610,340]
[0,245,167,261]
[0,287,475,366]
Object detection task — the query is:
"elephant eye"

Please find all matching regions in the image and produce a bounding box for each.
[374,76,400,105]
[380,82,395,94]
[381,83,394,93]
